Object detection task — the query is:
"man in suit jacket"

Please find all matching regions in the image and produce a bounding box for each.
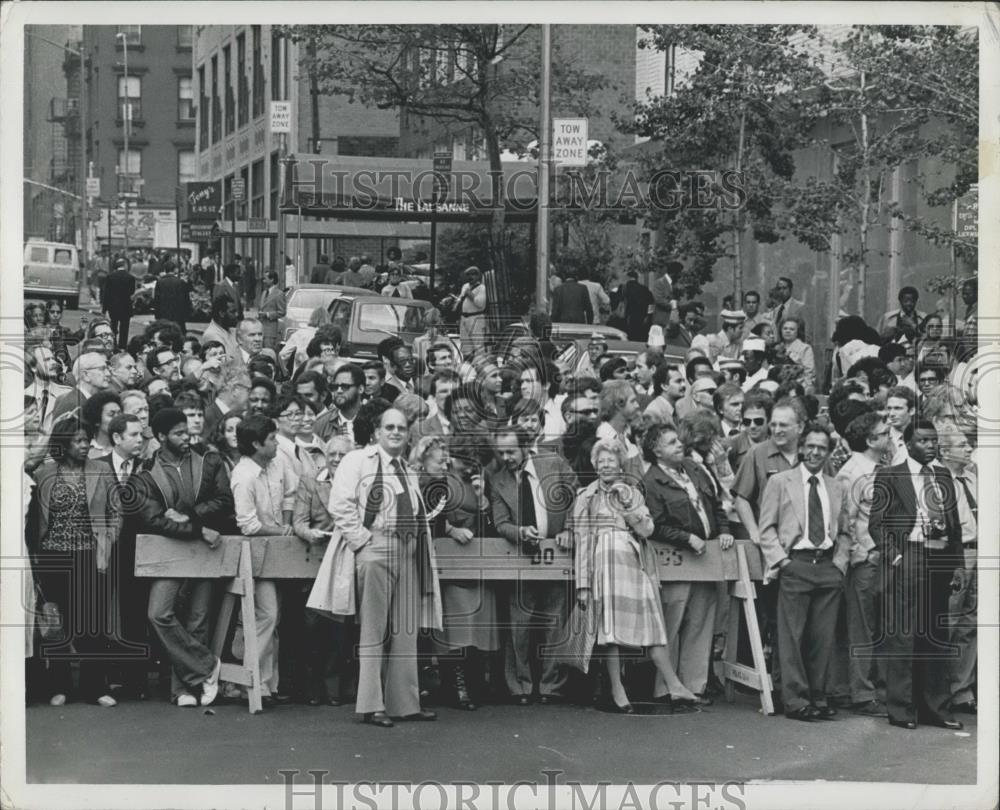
[101,260,136,349]
[25,346,71,435]
[131,407,235,707]
[550,271,593,324]
[867,420,964,731]
[153,263,192,333]
[769,276,806,333]
[213,264,245,323]
[758,421,852,722]
[489,426,578,704]
[49,351,113,424]
[326,407,442,726]
[257,270,287,350]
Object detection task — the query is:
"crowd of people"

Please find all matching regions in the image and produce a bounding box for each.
[20,256,979,734]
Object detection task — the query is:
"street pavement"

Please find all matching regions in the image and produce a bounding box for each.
[24,692,976,785]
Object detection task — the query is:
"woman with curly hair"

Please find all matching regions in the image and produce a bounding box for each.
[81,390,123,459]
[570,437,698,713]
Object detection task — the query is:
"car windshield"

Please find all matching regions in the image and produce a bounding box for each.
[357,302,426,337]
[287,289,337,311]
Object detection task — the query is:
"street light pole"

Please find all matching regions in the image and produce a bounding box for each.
[535,24,552,314]
[117,32,130,256]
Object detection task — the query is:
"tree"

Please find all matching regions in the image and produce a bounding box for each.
[620,25,825,299]
[281,24,607,318]
[782,25,978,317]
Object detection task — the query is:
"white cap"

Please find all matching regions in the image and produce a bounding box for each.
[742,337,766,354]
[721,309,747,325]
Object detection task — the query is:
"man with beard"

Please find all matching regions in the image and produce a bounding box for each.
[200,297,242,364]
[315,363,365,444]
[132,407,235,706]
[489,426,577,705]
[553,393,601,485]
[146,346,183,388]
[376,338,416,403]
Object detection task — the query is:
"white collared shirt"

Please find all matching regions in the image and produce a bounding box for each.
[214,397,231,416]
[793,465,833,550]
[521,457,550,540]
[904,456,947,543]
[111,449,135,483]
[275,433,302,483]
[231,455,296,535]
[596,421,639,458]
[659,463,711,537]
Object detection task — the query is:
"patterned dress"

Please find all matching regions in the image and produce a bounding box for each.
[572,481,666,648]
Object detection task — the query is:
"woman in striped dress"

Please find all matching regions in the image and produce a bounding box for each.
[571,438,697,713]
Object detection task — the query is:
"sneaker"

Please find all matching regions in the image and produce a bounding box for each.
[200,657,222,707]
[95,694,118,707]
[176,693,198,708]
[49,693,67,707]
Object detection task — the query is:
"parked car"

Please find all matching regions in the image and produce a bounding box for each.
[327,294,432,361]
[278,283,370,344]
[556,338,686,378]
[23,240,80,308]
[494,321,628,364]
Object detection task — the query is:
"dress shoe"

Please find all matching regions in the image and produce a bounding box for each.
[49,693,67,707]
[326,696,343,707]
[853,699,888,717]
[602,699,635,714]
[692,694,714,706]
[538,694,564,706]
[402,709,438,721]
[786,705,820,722]
[815,705,838,719]
[889,718,917,730]
[952,700,977,715]
[513,695,532,706]
[925,718,964,731]
[363,711,394,728]
[175,693,199,708]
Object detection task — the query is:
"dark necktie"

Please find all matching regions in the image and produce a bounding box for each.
[921,465,944,524]
[807,475,824,546]
[728,428,740,437]
[776,302,785,325]
[39,387,50,425]
[362,458,385,530]
[519,469,537,528]
[391,458,415,539]
[957,475,978,521]
[392,288,400,298]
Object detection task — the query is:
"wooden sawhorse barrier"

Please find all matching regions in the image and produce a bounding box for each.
[136,535,771,714]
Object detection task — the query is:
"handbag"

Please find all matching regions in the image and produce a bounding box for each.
[35,586,64,642]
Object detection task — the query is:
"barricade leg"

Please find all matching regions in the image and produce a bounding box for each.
[238,541,264,714]
[721,545,775,715]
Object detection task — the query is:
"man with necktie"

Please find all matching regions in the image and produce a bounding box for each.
[758,421,852,722]
[327,408,442,727]
[489,426,578,705]
[868,420,964,731]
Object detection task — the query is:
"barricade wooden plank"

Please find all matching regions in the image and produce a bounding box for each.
[136,535,766,582]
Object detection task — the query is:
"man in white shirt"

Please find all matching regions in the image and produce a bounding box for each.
[883,386,915,465]
[230,414,296,701]
[235,318,265,368]
[706,310,746,365]
[579,268,610,325]
[740,338,770,392]
[272,392,305,484]
[759,421,851,721]
[459,266,488,359]
[834,412,892,717]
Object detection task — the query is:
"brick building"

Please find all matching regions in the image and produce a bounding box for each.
[193,25,427,279]
[64,25,197,252]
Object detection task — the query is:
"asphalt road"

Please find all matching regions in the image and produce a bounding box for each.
[24,692,977,785]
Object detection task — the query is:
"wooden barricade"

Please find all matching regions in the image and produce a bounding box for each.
[136,534,771,714]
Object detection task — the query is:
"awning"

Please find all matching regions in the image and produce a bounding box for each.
[280,154,541,222]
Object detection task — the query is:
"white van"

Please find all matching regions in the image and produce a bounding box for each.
[23,240,81,308]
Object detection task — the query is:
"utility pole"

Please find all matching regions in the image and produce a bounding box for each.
[535,24,552,314]
[274,32,289,284]
[117,31,130,256]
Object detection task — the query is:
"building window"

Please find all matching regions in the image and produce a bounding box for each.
[178,76,194,121]
[177,26,193,49]
[118,148,142,195]
[223,45,234,135]
[237,33,248,127]
[197,65,208,147]
[270,150,279,218]
[116,25,141,46]
[251,158,265,218]
[211,55,221,144]
[271,29,282,101]
[117,75,142,122]
[178,150,196,186]
[223,174,234,221]
[252,26,264,117]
